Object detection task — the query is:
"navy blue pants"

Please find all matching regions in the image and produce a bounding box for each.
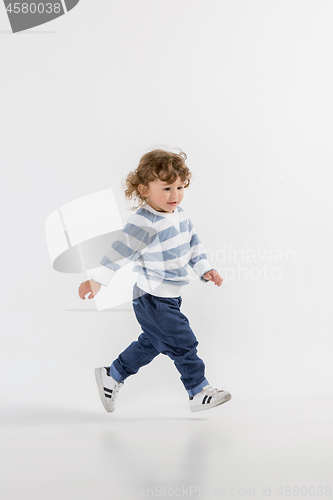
[109,284,209,397]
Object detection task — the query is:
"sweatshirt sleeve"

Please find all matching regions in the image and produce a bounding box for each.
[88,213,157,287]
[187,218,215,282]
[88,266,116,287]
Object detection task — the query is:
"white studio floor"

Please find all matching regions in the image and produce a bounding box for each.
[1,394,332,500]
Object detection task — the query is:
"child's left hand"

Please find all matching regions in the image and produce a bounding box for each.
[202,269,223,287]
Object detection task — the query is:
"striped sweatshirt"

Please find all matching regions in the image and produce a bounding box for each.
[88,202,214,298]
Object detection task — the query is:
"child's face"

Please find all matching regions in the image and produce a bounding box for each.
[139,176,185,213]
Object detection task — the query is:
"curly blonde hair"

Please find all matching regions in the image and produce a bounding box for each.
[122,149,192,210]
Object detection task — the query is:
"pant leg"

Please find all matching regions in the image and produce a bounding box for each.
[111,332,159,382]
[131,287,209,395]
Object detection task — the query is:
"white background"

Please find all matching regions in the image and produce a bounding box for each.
[1,2,332,499]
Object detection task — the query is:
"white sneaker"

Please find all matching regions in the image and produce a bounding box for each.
[95,367,124,413]
[189,385,231,412]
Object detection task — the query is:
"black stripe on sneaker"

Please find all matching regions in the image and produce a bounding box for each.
[105,393,112,398]
[207,396,212,404]
[104,387,113,394]
[202,395,208,404]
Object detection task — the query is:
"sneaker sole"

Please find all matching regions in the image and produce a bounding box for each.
[94,368,114,413]
[190,393,232,413]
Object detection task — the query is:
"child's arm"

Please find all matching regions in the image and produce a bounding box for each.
[78,213,156,298]
[187,217,219,284]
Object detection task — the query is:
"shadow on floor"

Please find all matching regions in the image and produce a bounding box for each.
[0,406,208,426]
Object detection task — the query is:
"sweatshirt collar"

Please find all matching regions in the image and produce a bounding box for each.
[142,203,179,217]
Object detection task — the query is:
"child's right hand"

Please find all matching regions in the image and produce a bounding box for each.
[78,279,102,300]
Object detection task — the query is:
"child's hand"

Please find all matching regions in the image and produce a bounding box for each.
[202,269,223,287]
[78,279,102,300]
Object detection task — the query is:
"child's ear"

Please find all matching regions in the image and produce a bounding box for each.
[138,184,148,197]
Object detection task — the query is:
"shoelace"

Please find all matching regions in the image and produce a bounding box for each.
[110,382,122,401]
[202,385,219,397]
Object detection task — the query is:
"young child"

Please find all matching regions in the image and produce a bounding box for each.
[78,149,231,413]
